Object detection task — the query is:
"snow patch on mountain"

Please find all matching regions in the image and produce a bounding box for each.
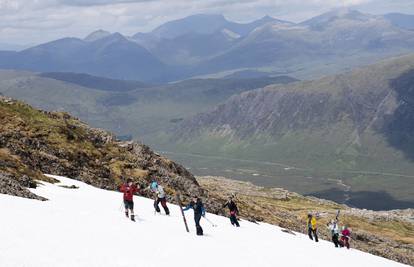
[0,175,408,267]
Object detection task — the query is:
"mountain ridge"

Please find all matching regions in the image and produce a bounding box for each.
[166,54,414,210]
[2,10,414,82]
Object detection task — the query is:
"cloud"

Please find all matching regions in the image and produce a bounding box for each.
[56,0,156,6]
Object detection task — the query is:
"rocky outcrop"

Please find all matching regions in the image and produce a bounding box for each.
[0,172,46,201]
[0,96,205,205]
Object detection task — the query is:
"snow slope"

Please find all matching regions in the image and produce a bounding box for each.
[0,175,408,267]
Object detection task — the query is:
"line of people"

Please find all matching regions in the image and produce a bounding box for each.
[120,178,351,248]
[307,213,352,249]
[119,178,241,235]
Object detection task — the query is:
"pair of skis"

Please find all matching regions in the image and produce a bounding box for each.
[176,194,190,232]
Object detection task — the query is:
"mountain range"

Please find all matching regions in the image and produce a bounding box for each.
[1,9,414,82]
[1,8,413,211]
[166,54,414,210]
[0,70,296,141]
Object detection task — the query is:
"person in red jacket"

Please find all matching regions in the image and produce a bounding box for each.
[120,178,139,221]
[339,225,351,249]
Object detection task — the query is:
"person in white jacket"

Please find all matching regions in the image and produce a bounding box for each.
[150,181,170,215]
[327,219,340,247]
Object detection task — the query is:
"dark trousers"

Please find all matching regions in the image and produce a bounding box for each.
[332,234,339,247]
[308,228,319,242]
[339,236,350,249]
[194,213,203,236]
[154,197,170,215]
[230,214,240,227]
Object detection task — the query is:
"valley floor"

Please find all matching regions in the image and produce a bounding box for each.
[0,176,408,267]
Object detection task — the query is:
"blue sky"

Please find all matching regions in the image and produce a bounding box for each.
[0,0,413,46]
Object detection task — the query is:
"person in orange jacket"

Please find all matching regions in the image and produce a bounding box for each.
[120,178,139,221]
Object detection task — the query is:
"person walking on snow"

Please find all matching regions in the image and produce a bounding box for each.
[183,196,206,236]
[307,213,319,242]
[149,181,170,215]
[120,178,139,221]
[339,225,351,249]
[327,220,340,247]
[223,196,240,227]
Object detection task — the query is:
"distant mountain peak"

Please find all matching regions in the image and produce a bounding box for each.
[328,8,370,19]
[301,8,375,29]
[93,32,130,44]
[150,13,230,39]
[259,15,276,22]
[84,29,111,42]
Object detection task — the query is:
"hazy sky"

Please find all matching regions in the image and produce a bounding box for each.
[0,0,413,46]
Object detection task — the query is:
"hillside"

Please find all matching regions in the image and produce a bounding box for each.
[132,14,290,66]
[0,33,167,82]
[39,72,149,92]
[0,176,409,267]
[0,70,297,142]
[195,9,414,76]
[167,54,414,210]
[0,97,413,265]
[0,96,209,207]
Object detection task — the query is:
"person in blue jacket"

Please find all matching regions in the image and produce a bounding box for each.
[183,196,206,236]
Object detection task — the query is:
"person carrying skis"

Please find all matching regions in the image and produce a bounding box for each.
[149,181,170,215]
[120,178,139,221]
[327,219,340,247]
[307,213,319,242]
[223,195,240,227]
[339,225,351,249]
[183,196,206,236]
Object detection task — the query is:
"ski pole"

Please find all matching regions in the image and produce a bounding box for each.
[203,216,217,227]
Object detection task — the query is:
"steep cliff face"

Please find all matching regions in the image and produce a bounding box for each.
[168,55,414,210]
[0,96,208,206]
[173,54,414,170]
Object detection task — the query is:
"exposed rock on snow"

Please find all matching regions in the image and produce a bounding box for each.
[0,172,46,200]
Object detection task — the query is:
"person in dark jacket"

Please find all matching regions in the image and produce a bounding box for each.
[183,196,206,236]
[223,196,240,227]
[119,178,139,221]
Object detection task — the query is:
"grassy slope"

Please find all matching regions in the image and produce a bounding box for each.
[0,97,204,204]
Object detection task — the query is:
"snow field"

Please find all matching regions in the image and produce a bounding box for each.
[0,175,408,267]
